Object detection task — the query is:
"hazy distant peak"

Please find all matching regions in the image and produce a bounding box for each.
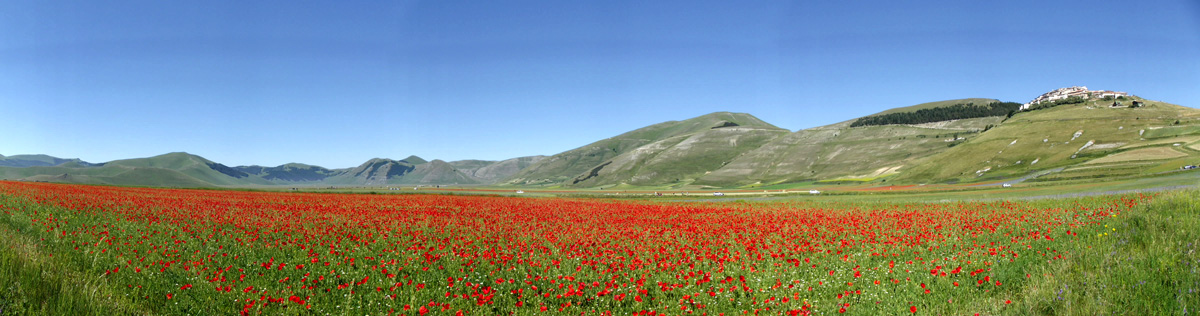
[401,155,428,164]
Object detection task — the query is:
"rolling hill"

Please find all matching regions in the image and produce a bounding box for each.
[0,151,548,188]
[0,154,96,168]
[895,96,1200,183]
[505,112,788,186]
[697,99,1006,186]
[566,125,789,187]
[451,156,546,183]
[4,88,1196,189]
[0,152,250,187]
[234,163,340,182]
[501,94,1198,188]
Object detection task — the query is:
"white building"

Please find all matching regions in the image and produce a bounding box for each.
[1020,86,1128,110]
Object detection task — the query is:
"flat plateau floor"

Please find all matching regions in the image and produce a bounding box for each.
[254,169,1200,203]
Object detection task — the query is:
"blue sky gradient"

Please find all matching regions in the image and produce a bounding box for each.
[2,1,1198,168]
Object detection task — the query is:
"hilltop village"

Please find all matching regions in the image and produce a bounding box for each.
[1021,86,1129,110]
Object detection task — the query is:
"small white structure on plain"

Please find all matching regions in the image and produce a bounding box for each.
[515,190,524,194]
[809,190,821,194]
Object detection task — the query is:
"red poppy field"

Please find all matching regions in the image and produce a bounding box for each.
[0,181,1195,315]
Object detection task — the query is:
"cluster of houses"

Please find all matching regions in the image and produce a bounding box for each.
[1020,86,1129,110]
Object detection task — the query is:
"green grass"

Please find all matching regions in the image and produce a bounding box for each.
[1143,125,1200,139]
[1034,164,1149,182]
[0,200,151,315]
[3,183,1200,314]
[1015,190,1200,315]
[897,99,1200,183]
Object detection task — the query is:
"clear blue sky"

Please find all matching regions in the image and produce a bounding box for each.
[2,1,1198,168]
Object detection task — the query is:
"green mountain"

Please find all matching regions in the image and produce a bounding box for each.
[234,163,340,182]
[394,160,479,185]
[0,154,95,168]
[567,124,789,187]
[4,89,1195,189]
[0,152,243,187]
[698,99,1005,186]
[103,152,257,186]
[506,112,787,185]
[321,158,418,185]
[896,96,1200,183]
[0,152,546,187]
[401,155,429,165]
[451,156,546,183]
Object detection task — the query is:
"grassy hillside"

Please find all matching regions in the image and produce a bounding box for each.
[0,153,239,187]
[896,97,1200,183]
[392,160,480,185]
[4,95,1191,189]
[322,158,415,185]
[235,163,340,182]
[451,156,546,184]
[506,112,786,185]
[568,127,788,187]
[322,158,483,185]
[401,155,428,164]
[0,164,216,188]
[104,152,265,186]
[0,154,92,168]
[1,152,527,187]
[699,99,1005,186]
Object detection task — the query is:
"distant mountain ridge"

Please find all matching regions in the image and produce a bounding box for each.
[0,152,545,187]
[4,88,1197,188]
[0,154,97,168]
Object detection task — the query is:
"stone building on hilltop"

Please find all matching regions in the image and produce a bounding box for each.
[1020,86,1128,110]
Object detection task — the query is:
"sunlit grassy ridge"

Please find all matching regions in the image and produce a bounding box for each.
[898,97,1200,183]
[506,112,788,186]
